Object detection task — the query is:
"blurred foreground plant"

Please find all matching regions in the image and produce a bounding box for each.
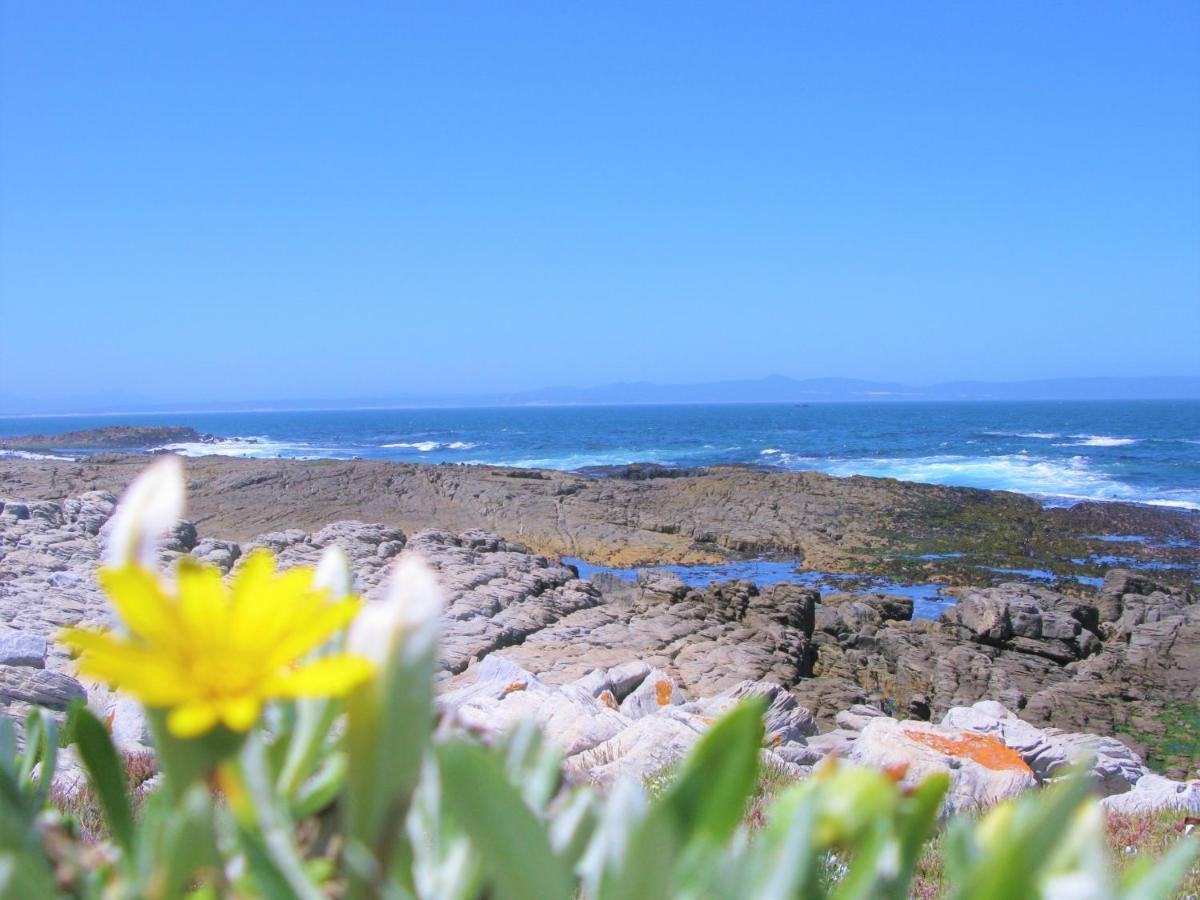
[0,458,1196,898]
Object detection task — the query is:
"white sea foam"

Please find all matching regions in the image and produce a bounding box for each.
[154,437,338,459]
[0,449,78,461]
[779,452,1200,510]
[1055,435,1139,448]
[984,431,1060,440]
[381,441,441,451]
[380,440,479,452]
[1145,499,1200,510]
[761,448,783,456]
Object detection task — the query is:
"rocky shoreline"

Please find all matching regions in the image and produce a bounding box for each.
[0,425,213,451]
[1,481,1198,814]
[1,455,1196,588]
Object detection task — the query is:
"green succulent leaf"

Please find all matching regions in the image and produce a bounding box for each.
[436,738,574,900]
[72,705,136,857]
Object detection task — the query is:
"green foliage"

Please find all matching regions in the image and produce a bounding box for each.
[3,631,1198,898]
[4,672,1195,897]
[1117,704,1200,777]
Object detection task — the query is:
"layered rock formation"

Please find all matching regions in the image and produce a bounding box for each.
[2,488,1198,813]
[2,455,1195,586]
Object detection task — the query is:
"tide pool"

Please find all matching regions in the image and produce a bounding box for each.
[561,557,958,620]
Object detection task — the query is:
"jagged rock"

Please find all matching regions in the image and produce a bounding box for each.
[0,665,85,710]
[822,592,914,623]
[619,668,684,719]
[474,577,817,699]
[850,718,1037,814]
[687,681,817,746]
[0,630,47,668]
[567,710,708,785]
[191,538,241,573]
[2,485,1196,784]
[941,701,1147,795]
[835,704,887,733]
[804,729,860,760]
[1101,774,1200,815]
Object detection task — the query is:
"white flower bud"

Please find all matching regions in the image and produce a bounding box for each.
[348,553,443,666]
[103,456,186,568]
[314,545,353,599]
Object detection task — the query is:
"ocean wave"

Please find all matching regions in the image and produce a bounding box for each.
[379,440,480,452]
[154,437,342,460]
[777,452,1200,510]
[984,431,1061,440]
[380,441,440,451]
[761,448,783,456]
[1054,435,1139,448]
[0,449,78,461]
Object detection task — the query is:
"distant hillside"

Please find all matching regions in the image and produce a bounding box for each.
[2,375,1198,416]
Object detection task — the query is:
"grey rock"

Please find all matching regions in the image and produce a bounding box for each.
[1101,774,1200,815]
[0,630,47,668]
[0,665,85,710]
[619,668,684,719]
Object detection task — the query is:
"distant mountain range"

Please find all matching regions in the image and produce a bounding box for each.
[2,375,1198,416]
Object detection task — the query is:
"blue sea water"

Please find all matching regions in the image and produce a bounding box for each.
[3,400,1198,510]
[563,557,958,620]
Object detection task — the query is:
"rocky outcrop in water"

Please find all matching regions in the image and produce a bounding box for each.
[0,426,211,451]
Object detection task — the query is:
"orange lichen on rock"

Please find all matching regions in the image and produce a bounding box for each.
[655,679,673,706]
[903,729,1032,774]
[503,681,527,696]
[597,689,619,710]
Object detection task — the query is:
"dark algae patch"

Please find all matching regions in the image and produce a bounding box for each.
[1117,704,1200,777]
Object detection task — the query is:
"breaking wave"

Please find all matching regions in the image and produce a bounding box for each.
[1054,435,1140,448]
[770,452,1199,510]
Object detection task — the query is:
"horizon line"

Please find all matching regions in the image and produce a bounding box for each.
[4,395,1200,420]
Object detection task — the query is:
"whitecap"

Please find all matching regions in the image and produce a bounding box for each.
[761,448,783,456]
[1145,499,1200,511]
[0,449,78,461]
[380,441,441,452]
[155,436,340,460]
[1055,435,1139,448]
[983,431,1060,439]
[446,441,479,450]
[780,452,1199,510]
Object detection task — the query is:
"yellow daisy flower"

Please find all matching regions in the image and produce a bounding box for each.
[60,550,373,738]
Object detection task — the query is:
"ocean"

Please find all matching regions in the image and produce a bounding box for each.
[2,400,1199,511]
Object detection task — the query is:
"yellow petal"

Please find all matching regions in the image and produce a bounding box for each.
[96,566,183,651]
[168,702,220,738]
[268,654,374,697]
[217,696,261,732]
[266,597,363,668]
[231,550,279,600]
[59,628,193,706]
[176,559,230,652]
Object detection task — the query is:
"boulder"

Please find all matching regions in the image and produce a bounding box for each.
[1101,774,1200,815]
[0,665,85,710]
[686,680,816,745]
[566,709,706,785]
[619,668,684,719]
[941,701,1147,795]
[850,718,1037,814]
[0,630,47,668]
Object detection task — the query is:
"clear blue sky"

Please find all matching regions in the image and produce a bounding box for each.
[2,2,1198,403]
